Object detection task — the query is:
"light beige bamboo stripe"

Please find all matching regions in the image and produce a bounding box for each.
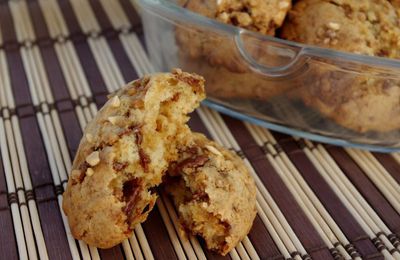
[345,149,400,214]
[298,141,400,259]
[245,124,354,260]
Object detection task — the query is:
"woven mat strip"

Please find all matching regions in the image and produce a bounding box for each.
[0,0,399,259]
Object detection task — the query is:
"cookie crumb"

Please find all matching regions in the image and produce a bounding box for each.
[110,96,121,107]
[86,151,100,166]
[71,169,81,178]
[327,22,340,31]
[172,68,183,74]
[205,145,223,156]
[86,168,94,177]
[86,133,94,143]
[279,1,290,9]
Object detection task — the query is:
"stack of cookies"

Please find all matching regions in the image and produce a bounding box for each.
[178,0,400,133]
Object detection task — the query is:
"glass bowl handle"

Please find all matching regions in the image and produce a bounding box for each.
[234,30,310,78]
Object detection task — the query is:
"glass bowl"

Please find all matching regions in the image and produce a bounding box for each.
[135,0,400,152]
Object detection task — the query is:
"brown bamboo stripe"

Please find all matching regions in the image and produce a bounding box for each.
[97,246,124,260]
[26,0,48,41]
[247,216,285,260]
[271,133,382,259]
[0,3,17,44]
[0,191,8,210]
[373,153,400,185]
[106,36,139,83]
[5,50,32,106]
[188,111,213,140]
[88,0,113,30]
[56,100,84,158]
[73,41,109,95]
[327,146,400,236]
[118,0,141,30]
[57,0,82,36]
[141,206,179,260]
[222,116,334,259]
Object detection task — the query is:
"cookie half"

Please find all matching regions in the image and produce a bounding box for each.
[165,133,257,255]
[62,69,205,248]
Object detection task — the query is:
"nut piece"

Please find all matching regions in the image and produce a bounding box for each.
[86,151,100,167]
[328,22,340,31]
[86,168,94,176]
[108,116,120,125]
[85,133,94,143]
[367,11,377,22]
[110,96,121,107]
[205,145,223,156]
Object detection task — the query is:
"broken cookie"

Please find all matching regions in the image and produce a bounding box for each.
[62,69,205,248]
[165,133,257,255]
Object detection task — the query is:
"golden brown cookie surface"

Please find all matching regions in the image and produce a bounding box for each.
[165,133,257,255]
[281,0,400,58]
[62,70,205,248]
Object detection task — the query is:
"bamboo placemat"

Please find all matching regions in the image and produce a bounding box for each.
[0,0,400,259]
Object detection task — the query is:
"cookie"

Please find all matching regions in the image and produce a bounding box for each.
[281,0,400,132]
[281,0,400,58]
[165,133,257,255]
[62,69,205,248]
[300,74,400,132]
[176,0,291,72]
